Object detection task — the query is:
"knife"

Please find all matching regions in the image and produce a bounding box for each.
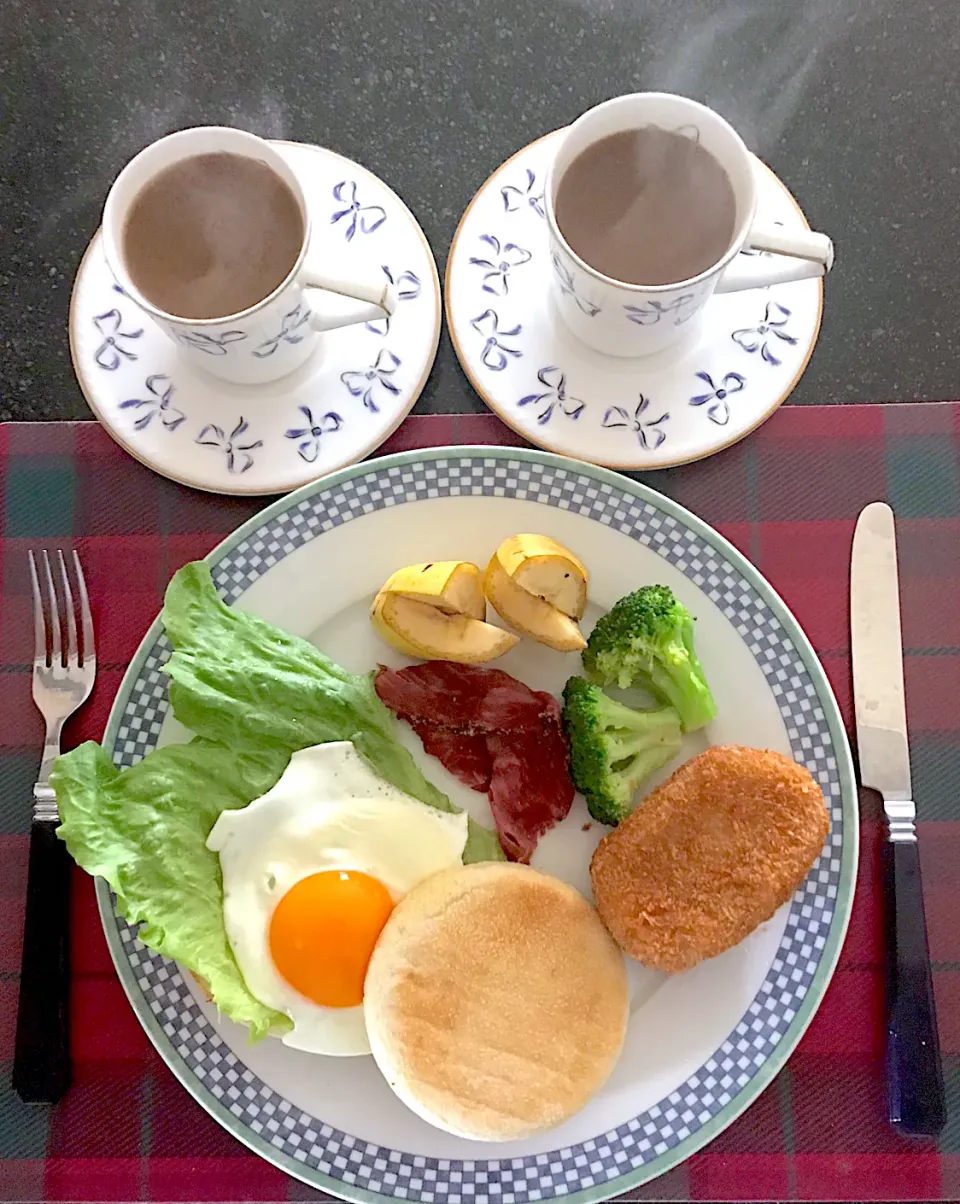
[851,501,945,1136]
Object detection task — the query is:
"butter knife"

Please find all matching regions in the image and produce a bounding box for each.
[851,501,945,1136]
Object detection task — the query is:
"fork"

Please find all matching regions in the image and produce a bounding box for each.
[13,550,96,1103]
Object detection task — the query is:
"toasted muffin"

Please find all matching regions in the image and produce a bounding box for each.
[364,862,628,1141]
[590,745,829,973]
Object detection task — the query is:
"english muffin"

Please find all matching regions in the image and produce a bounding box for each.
[364,862,628,1141]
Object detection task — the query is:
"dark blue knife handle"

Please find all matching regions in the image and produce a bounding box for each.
[12,820,71,1103]
[883,837,945,1136]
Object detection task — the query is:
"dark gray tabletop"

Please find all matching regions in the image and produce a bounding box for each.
[2,0,959,421]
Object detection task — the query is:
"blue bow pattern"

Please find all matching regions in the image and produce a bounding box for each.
[253,304,310,358]
[119,374,185,432]
[469,235,532,297]
[341,350,401,413]
[471,310,522,371]
[501,168,545,218]
[624,294,697,327]
[93,308,144,370]
[179,329,247,356]
[518,366,585,426]
[285,407,343,464]
[366,266,421,335]
[551,253,602,317]
[602,395,669,450]
[732,302,797,366]
[196,417,263,474]
[331,180,387,241]
[689,371,746,426]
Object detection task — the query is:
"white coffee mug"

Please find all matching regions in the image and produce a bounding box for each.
[101,126,396,385]
[545,93,834,358]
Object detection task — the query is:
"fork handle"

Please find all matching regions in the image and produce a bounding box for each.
[13,820,71,1103]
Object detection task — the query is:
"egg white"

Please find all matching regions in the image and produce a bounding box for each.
[206,741,469,1056]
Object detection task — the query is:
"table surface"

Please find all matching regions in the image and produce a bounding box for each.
[3,0,960,422]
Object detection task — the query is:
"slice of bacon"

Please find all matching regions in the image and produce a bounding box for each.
[376,661,575,862]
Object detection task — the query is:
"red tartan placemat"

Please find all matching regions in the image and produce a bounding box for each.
[1,406,959,1203]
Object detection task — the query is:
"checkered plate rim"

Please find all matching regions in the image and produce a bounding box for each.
[95,446,858,1204]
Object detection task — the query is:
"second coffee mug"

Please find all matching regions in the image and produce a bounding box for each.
[545,93,835,358]
[101,126,396,385]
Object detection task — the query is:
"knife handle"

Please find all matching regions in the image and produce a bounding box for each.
[883,836,945,1136]
[12,820,71,1103]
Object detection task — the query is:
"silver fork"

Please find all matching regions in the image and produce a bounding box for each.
[13,550,96,1103]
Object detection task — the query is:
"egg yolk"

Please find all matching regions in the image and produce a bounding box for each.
[268,870,394,1008]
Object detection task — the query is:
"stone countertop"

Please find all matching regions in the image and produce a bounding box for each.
[2,0,959,421]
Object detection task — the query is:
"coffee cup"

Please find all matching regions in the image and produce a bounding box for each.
[545,93,834,358]
[101,126,396,385]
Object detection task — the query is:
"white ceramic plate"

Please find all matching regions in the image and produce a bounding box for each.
[446,132,823,469]
[69,141,440,496]
[97,446,856,1201]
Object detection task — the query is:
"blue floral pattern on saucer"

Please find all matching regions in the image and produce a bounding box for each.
[285,407,343,463]
[331,180,387,240]
[470,235,532,296]
[341,349,401,413]
[519,366,585,425]
[196,417,263,474]
[471,310,522,370]
[94,308,144,369]
[119,374,185,432]
[732,302,798,366]
[602,395,669,450]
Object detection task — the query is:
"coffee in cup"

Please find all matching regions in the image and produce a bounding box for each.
[553,127,737,288]
[122,151,305,321]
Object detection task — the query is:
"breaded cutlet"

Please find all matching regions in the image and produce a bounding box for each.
[589,745,829,972]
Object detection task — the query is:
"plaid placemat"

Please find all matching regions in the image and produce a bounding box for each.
[1,407,958,1203]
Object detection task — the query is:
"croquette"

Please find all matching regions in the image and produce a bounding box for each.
[589,745,830,972]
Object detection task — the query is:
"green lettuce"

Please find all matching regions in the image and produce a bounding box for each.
[162,563,502,862]
[54,562,503,1040]
[53,737,293,1039]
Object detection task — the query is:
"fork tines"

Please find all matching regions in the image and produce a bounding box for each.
[28,549,95,671]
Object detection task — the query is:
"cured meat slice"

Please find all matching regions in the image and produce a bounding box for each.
[375,662,546,733]
[487,716,575,863]
[376,661,575,862]
[407,718,492,793]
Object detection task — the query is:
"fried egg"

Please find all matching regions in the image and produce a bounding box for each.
[207,741,468,1056]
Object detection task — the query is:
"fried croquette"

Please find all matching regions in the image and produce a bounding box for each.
[589,745,829,972]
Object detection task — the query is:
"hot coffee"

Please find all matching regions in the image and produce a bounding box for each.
[553,127,737,287]
[122,151,304,320]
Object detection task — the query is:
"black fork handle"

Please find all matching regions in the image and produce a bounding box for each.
[13,820,71,1102]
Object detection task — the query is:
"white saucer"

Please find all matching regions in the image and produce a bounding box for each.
[70,141,441,495]
[446,131,823,470]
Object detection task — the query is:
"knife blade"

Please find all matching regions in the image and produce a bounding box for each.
[851,501,945,1136]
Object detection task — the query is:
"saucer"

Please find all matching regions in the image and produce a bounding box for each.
[70,141,440,495]
[446,131,823,470]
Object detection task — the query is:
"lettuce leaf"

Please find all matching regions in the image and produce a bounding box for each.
[162,562,502,863]
[53,738,293,1040]
[54,561,503,1041]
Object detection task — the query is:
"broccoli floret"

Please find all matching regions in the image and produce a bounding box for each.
[582,584,717,732]
[561,676,683,826]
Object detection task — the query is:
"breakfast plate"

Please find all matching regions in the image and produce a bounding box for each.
[91,446,856,1199]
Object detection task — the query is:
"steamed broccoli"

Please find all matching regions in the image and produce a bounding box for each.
[561,676,683,826]
[582,584,717,732]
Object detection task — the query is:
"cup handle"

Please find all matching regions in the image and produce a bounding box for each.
[714,222,835,294]
[300,268,397,332]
